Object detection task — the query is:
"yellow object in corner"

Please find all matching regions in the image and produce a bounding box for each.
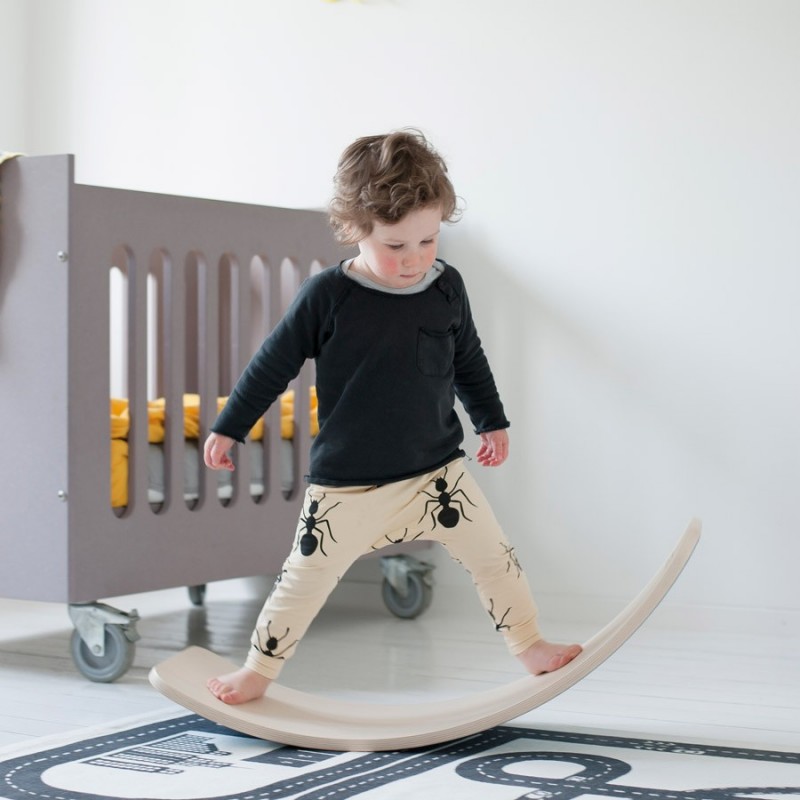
[277,387,319,440]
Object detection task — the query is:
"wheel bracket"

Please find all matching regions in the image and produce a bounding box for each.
[380,554,435,599]
[68,603,141,657]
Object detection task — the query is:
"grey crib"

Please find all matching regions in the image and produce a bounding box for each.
[0,155,433,681]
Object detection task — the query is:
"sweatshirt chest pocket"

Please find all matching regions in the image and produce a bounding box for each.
[417,327,455,377]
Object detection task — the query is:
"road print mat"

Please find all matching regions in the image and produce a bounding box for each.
[2,712,798,800]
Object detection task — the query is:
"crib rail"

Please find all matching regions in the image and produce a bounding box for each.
[0,155,349,603]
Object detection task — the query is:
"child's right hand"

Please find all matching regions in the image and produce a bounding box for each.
[204,432,236,471]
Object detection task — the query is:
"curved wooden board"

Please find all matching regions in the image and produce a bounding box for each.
[150,519,701,751]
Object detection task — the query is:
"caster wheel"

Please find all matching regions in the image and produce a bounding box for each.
[188,584,207,606]
[70,624,136,683]
[382,572,433,619]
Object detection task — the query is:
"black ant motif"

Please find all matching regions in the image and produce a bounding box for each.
[418,466,477,529]
[372,528,425,550]
[501,542,523,578]
[297,494,341,557]
[253,621,297,660]
[488,598,512,632]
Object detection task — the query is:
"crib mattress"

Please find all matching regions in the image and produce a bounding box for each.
[110,391,316,508]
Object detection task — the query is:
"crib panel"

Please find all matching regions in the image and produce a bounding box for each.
[2,155,352,604]
[69,174,346,603]
[0,155,72,600]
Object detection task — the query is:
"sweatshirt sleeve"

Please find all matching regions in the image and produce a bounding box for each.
[452,278,510,434]
[211,274,332,442]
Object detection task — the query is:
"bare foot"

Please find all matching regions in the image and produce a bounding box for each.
[518,639,583,675]
[207,667,271,705]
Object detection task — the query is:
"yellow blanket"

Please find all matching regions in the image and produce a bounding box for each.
[110,389,318,507]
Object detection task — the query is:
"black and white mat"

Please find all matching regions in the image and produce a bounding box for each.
[2,711,798,800]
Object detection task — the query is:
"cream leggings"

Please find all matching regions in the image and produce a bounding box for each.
[245,459,541,680]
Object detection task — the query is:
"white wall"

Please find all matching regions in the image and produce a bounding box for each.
[6,0,799,629]
[0,0,29,151]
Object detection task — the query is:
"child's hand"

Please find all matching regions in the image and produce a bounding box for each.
[204,432,236,471]
[476,429,509,467]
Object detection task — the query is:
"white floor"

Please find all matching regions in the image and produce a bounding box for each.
[1,575,798,754]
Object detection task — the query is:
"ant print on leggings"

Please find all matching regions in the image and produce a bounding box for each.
[418,465,477,529]
[372,528,425,550]
[296,494,342,557]
[253,621,298,660]
[501,542,523,578]
[488,598,513,632]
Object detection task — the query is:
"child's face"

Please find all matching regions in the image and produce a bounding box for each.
[354,205,442,290]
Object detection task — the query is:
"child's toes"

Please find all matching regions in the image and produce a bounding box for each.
[549,644,582,671]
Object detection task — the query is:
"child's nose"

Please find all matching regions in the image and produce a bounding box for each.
[403,250,422,268]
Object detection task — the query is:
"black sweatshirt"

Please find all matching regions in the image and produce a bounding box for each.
[212,260,509,486]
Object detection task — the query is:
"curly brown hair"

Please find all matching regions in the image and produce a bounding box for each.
[329,129,461,245]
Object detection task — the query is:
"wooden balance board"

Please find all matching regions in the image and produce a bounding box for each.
[150,519,701,751]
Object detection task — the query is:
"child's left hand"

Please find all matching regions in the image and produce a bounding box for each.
[476,429,509,467]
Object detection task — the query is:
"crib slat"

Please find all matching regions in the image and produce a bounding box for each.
[162,249,186,516]
[197,253,218,509]
[238,253,256,506]
[127,243,150,514]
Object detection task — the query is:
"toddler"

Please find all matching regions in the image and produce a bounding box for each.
[205,130,581,704]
